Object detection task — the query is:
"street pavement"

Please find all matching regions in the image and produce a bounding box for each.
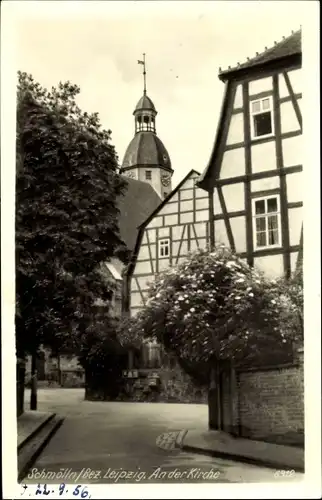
[23,389,303,484]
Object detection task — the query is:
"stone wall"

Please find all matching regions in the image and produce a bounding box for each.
[119,366,207,404]
[237,352,304,446]
[214,348,304,447]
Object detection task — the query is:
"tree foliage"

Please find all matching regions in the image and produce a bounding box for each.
[122,247,303,383]
[16,72,127,360]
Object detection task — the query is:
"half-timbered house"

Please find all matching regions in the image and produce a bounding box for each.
[197,29,303,278]
[125,169,210,318]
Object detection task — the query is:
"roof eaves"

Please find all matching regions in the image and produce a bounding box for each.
[218,29,301,82]
[196,82,230,190]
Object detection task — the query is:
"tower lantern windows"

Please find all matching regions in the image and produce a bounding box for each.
[135,109,156,133]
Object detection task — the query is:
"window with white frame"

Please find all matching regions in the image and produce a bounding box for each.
[250,97,274,139]
[158,238,170,258]
[252,196,281,249]
[145,170,152,180]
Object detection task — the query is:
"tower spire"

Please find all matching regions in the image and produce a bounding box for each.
[138,53,147,94]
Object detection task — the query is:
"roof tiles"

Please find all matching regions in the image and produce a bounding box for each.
[219,29,301,80]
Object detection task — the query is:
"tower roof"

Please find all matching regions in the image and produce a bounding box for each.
[134,94,156,113]
[121,132,172,172]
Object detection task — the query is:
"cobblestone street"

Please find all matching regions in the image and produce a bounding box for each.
[23,389,303,484]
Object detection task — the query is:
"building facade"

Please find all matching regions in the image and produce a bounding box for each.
[126,170,210,316]
[127,29,303,319]
[197,29,303,279]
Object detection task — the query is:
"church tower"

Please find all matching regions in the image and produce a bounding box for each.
[120,54,173,199]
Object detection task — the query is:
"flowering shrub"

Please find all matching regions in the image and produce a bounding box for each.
[120,247,303,382]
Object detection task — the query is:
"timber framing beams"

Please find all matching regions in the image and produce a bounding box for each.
[242,81,254,267]
[273,73,291,278]
[216,164,302,187]
[283,72,302,130]
[217,186,236,252]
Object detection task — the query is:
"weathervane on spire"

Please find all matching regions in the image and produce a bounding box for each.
[137,53,147,94]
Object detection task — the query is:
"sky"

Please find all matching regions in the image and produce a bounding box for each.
[11,0,311,187]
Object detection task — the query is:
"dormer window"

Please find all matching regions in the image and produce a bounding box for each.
[250,97,274,139]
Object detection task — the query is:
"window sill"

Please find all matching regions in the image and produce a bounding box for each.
[251,133,275,142]
[253,243,282,252]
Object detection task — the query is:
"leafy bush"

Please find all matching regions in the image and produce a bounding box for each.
[123,247,303,384]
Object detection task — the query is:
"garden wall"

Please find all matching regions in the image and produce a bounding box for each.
[119,366,207,404]
[217,348,304,447]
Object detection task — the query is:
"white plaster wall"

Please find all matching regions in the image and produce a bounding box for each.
[146,216,163,229]
[226,113,244,146]
[249,76,273,95]
[170,192,179,202]
[288,68,302,95]
[134,260,152,275]
[230,216,247,253]
[279,73,289,99]
[183,178,195,189]
[254,254,284,278]
[172,240,188,260]
[180,189,193,200]
[251,176,280,192]
[138,245,150,261]
[282,135,302,167]
[193,222,208,238]
[180,212,194,224]
[222,183,245,212]
[195,197,209,210]
[251,140,277,173]
[297,97,302,115]
[195,210,209,222]
[214,220,229,247]
[213,188,223,215]
[290,252,299,274]
[190,238,207,253]
[180,200,193,212]
[280,101,300,134]
[159,201,178,216]
[286,171,303,203]
[159,226,170,238]
[131,279,138,291]
[195,186,208,198]
[164,214,179,225]
[220,148,246,179]
[171,225,185,240]
[146,229,156,243]
[137,167,163,198]
[137,276,152,290]
[288,206,302,247]
[234,84,243,108]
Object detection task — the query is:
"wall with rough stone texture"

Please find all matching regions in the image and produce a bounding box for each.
[118,365,207,404]
[237,359,304,445]
[218,349,304,446]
